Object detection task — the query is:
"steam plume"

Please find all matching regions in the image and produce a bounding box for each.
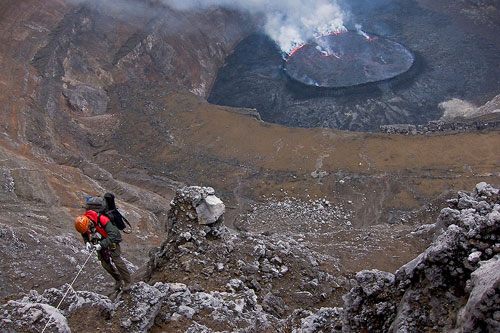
[162,0,346,54]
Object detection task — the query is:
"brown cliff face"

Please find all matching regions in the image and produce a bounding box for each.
[0,0,499,308]
[0,0,255,299]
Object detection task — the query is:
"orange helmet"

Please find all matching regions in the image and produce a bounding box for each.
[74,216,90,233]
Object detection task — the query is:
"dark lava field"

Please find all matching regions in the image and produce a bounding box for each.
[208,0,500,131]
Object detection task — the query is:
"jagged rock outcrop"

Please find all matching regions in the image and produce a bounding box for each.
[2,183,500,332]
[0,284,114,332]
[0,278,343,332]
[379,124,418,135]
[0,187,348,332]
[145,186,348,313]
[342,182,500,332]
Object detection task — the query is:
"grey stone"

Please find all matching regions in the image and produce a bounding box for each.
[242,263,260,275]
[228,279,244,292]
[177,305,196,319]
[468,251,482,264]
[262,292,287,318]
[62,84,109,116]
[456,255,500,331]
[196,195,225,225]
[343,184,500,332]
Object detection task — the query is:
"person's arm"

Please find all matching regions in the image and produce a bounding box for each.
[82,232,90,243]
[81,232,93,252]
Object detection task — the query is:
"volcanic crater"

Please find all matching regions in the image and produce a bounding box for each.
[284,31,415,89]
[208,0,500,131]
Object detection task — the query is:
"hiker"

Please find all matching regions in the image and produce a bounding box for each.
[74,210,131,292]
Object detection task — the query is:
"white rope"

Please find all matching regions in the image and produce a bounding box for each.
[41,248,95,333]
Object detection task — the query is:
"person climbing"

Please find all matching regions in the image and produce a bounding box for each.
[74,210,131,292]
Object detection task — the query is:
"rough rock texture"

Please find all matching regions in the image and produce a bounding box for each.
[162,186,227,243]
[0,279,343,332]
[2,0,500,306]
[145,186,350,315]
[2,183,500,332]
[342,182,500,332]
[0,0,253,301]
[1,186,349,332]
[62,84,109,116]
[1,0,500,331]
[0,284,114,332]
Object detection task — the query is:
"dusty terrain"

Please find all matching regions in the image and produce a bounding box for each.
[0,0,499,331]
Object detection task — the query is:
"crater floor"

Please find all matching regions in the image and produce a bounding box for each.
[208,0,500,131]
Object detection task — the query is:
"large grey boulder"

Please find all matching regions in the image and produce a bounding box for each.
[455,255,500,331]
[195,194,225,225]
[167,186,225,230]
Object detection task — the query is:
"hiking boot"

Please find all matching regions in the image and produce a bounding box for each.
[122,282,131,292]
[114,279,122,291]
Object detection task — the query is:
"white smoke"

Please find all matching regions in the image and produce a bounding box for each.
[355,23,370,40]
[162,0,346,54]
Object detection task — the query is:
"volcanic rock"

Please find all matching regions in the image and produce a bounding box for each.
[195,194,225,225]
[62,84,109,116]
[145,186,349,316]
[1,0,500,331]
[342,182,500,332]
[3,183,500,332]
[380,114,500,135]
[262,292,288,318]
[0,285,114,333]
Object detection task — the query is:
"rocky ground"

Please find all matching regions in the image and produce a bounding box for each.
[380,113,500,135]
[2,183,500,332]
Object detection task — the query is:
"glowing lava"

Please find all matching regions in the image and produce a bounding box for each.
[284,31,414,88]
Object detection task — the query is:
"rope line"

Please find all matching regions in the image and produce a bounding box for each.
[41,248,94,333]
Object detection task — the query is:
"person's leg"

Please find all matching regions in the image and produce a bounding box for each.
[109,243,131,290]
[100,255,122,289]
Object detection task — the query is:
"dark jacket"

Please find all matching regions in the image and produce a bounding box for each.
[81,210,122,249]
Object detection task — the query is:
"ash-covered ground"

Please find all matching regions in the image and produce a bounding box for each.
[208,0,500,131]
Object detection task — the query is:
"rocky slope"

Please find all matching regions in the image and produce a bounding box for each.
[2,183,500,332]
[0,0,255,299]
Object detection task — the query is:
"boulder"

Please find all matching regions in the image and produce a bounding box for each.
[196,194,225,225]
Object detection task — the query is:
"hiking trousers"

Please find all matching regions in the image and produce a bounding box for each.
[99,243,131,284]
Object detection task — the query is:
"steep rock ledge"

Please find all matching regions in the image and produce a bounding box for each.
[342,182,500,332]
